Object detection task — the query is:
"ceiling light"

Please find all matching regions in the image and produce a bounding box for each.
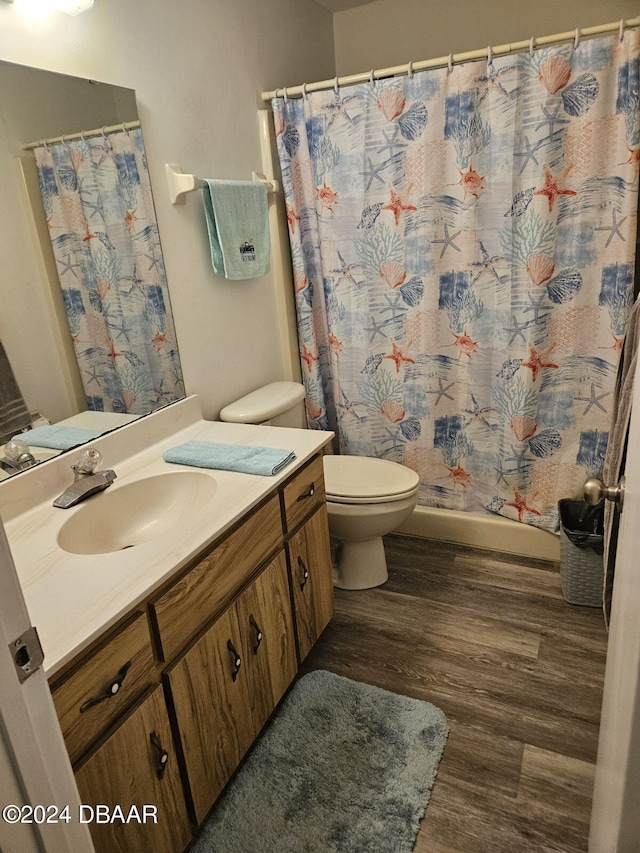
[4,0,93,14]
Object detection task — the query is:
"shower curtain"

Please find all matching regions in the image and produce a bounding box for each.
[273,31,640,531]
[35,128,184,415]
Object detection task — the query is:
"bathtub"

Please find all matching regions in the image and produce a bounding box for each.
[396,504,560,562]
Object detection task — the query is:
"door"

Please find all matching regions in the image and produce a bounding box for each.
[589,358,640,850]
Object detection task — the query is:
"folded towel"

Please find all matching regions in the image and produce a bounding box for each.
[19,424,105,450]
[0,342,31,445]
[202,180,270,280]
[163,440,295,476]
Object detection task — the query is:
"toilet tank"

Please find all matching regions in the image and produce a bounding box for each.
[219,382,306,428]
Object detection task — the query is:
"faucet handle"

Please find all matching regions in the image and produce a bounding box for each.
[4,438,34,463]
[73,448,102,476]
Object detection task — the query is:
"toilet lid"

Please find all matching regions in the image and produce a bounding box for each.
[323,455,420,501]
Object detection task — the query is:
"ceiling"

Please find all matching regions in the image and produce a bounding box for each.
[313,0,376,12]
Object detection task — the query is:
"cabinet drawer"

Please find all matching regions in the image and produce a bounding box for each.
[51,613,155,765]
[281,454,325,533]
[152,494,283,662]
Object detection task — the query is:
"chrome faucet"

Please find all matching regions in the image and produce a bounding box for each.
[0,438,37,473]
[53,448,117,509]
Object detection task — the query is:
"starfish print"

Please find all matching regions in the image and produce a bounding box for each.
[432,224,462,259]
[360,156,386,191]
[106,339,123,360]
[521,343,559,382]
[338,390,364,423]
[324,93,356,129]
[381,292,408,320]
[300,343,319,372]
[83,364,101,386]
[364,315,390,343]
[84,197,105,219]
[476,62,514,103]
[574,383,609,415]
[534,164,577,212]
[331,250,361,287]
[316,181,338,212]
[446,464,471,488]
[463,394,496,430]
[328,333,343,355]
[493,460,510,487]
[618,146,640,174]
[471,241,508,284]
[514,135,543,173]
[108,319,131,342]
[426,378,455,406]
[599,331,624,355]
[57,254,80,278]
[594,209,627,248]
[504,443,532,471]
[82,222,98,242]
[504,488,541,522]
[286,204,300,233]
[383,339,416,372]
[151,331,169,351]
[450,329,478,359]
[455,164,486,200]
[377,129,407,159]
[534,103,570,136]
[124,209,139,229]
[523,292,550,324]
[508,315,530,345]
[381,186,417,226]
[145,253,161,272]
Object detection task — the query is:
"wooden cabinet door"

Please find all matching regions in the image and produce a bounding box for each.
[74,685,191,853]
[287,504,334,662]
[166,606,254,825]
[236,551,297,734]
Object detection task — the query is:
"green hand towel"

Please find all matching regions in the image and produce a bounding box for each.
[202,180,270,280]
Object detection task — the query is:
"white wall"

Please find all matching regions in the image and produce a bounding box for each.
[333,0,639,75]
[0,0,335,421]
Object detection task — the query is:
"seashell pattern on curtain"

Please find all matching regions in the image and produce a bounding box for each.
[273,32,640,531]
[35,128,184,416]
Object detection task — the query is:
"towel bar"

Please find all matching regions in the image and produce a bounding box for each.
[165,163,279,205]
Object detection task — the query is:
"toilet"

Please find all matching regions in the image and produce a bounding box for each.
[220,382,420,590]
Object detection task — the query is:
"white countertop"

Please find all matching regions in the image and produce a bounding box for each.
[0,397,332,678]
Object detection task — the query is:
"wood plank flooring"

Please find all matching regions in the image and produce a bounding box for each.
[301,534,608,853]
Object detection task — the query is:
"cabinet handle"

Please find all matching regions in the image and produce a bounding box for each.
[149,731,169,780]
[227,640,242,682]
[249,616,263,654]
[296,482,316,502]
[79,662,132,713]
[298,556,310,591]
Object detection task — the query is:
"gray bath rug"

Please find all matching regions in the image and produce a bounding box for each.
[192,669,449,853]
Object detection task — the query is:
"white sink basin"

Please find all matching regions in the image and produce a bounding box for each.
[57,471,217,555]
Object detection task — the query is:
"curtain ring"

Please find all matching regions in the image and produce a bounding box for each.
[80,130,87,142]
[574,28,580,49]
[369,69,375,86]
[447,53,453,73]
[121,121,130,136]
[619,19,625,41]
[487,45,493,65]
[301,82,308,100]
[60,134,70,148]
[529,36,535,56]
[407,60,414,80]
[282,86,288,103]
[333,76,339,95]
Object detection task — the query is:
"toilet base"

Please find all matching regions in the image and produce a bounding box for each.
[332,536,388,590]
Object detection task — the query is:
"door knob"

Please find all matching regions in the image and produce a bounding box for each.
[583,476,625,511]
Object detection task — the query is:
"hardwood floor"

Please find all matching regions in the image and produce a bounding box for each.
[301,534,608,853]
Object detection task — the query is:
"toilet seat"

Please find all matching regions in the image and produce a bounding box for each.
[323,455,420,505]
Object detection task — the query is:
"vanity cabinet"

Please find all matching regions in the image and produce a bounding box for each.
[74,685,191,853]
[49,451,332,851]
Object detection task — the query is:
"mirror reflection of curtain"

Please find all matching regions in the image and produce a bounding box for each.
[0,341,31,444]
[34,128,185,415]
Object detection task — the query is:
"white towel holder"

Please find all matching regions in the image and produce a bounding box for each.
[165,163,279,205]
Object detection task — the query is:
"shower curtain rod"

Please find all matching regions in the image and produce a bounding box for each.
[21,119,141,151]
[261,15,640,101]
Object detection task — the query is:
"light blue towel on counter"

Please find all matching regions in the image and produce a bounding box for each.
[18,424,105,450]
[163,440,295,476]
[202,180,270,280]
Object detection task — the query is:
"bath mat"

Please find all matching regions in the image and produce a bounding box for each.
[192,669,448,853]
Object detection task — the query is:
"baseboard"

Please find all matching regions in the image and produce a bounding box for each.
[395,504,560,562]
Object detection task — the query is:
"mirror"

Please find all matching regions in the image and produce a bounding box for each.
[0,61,184,481]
